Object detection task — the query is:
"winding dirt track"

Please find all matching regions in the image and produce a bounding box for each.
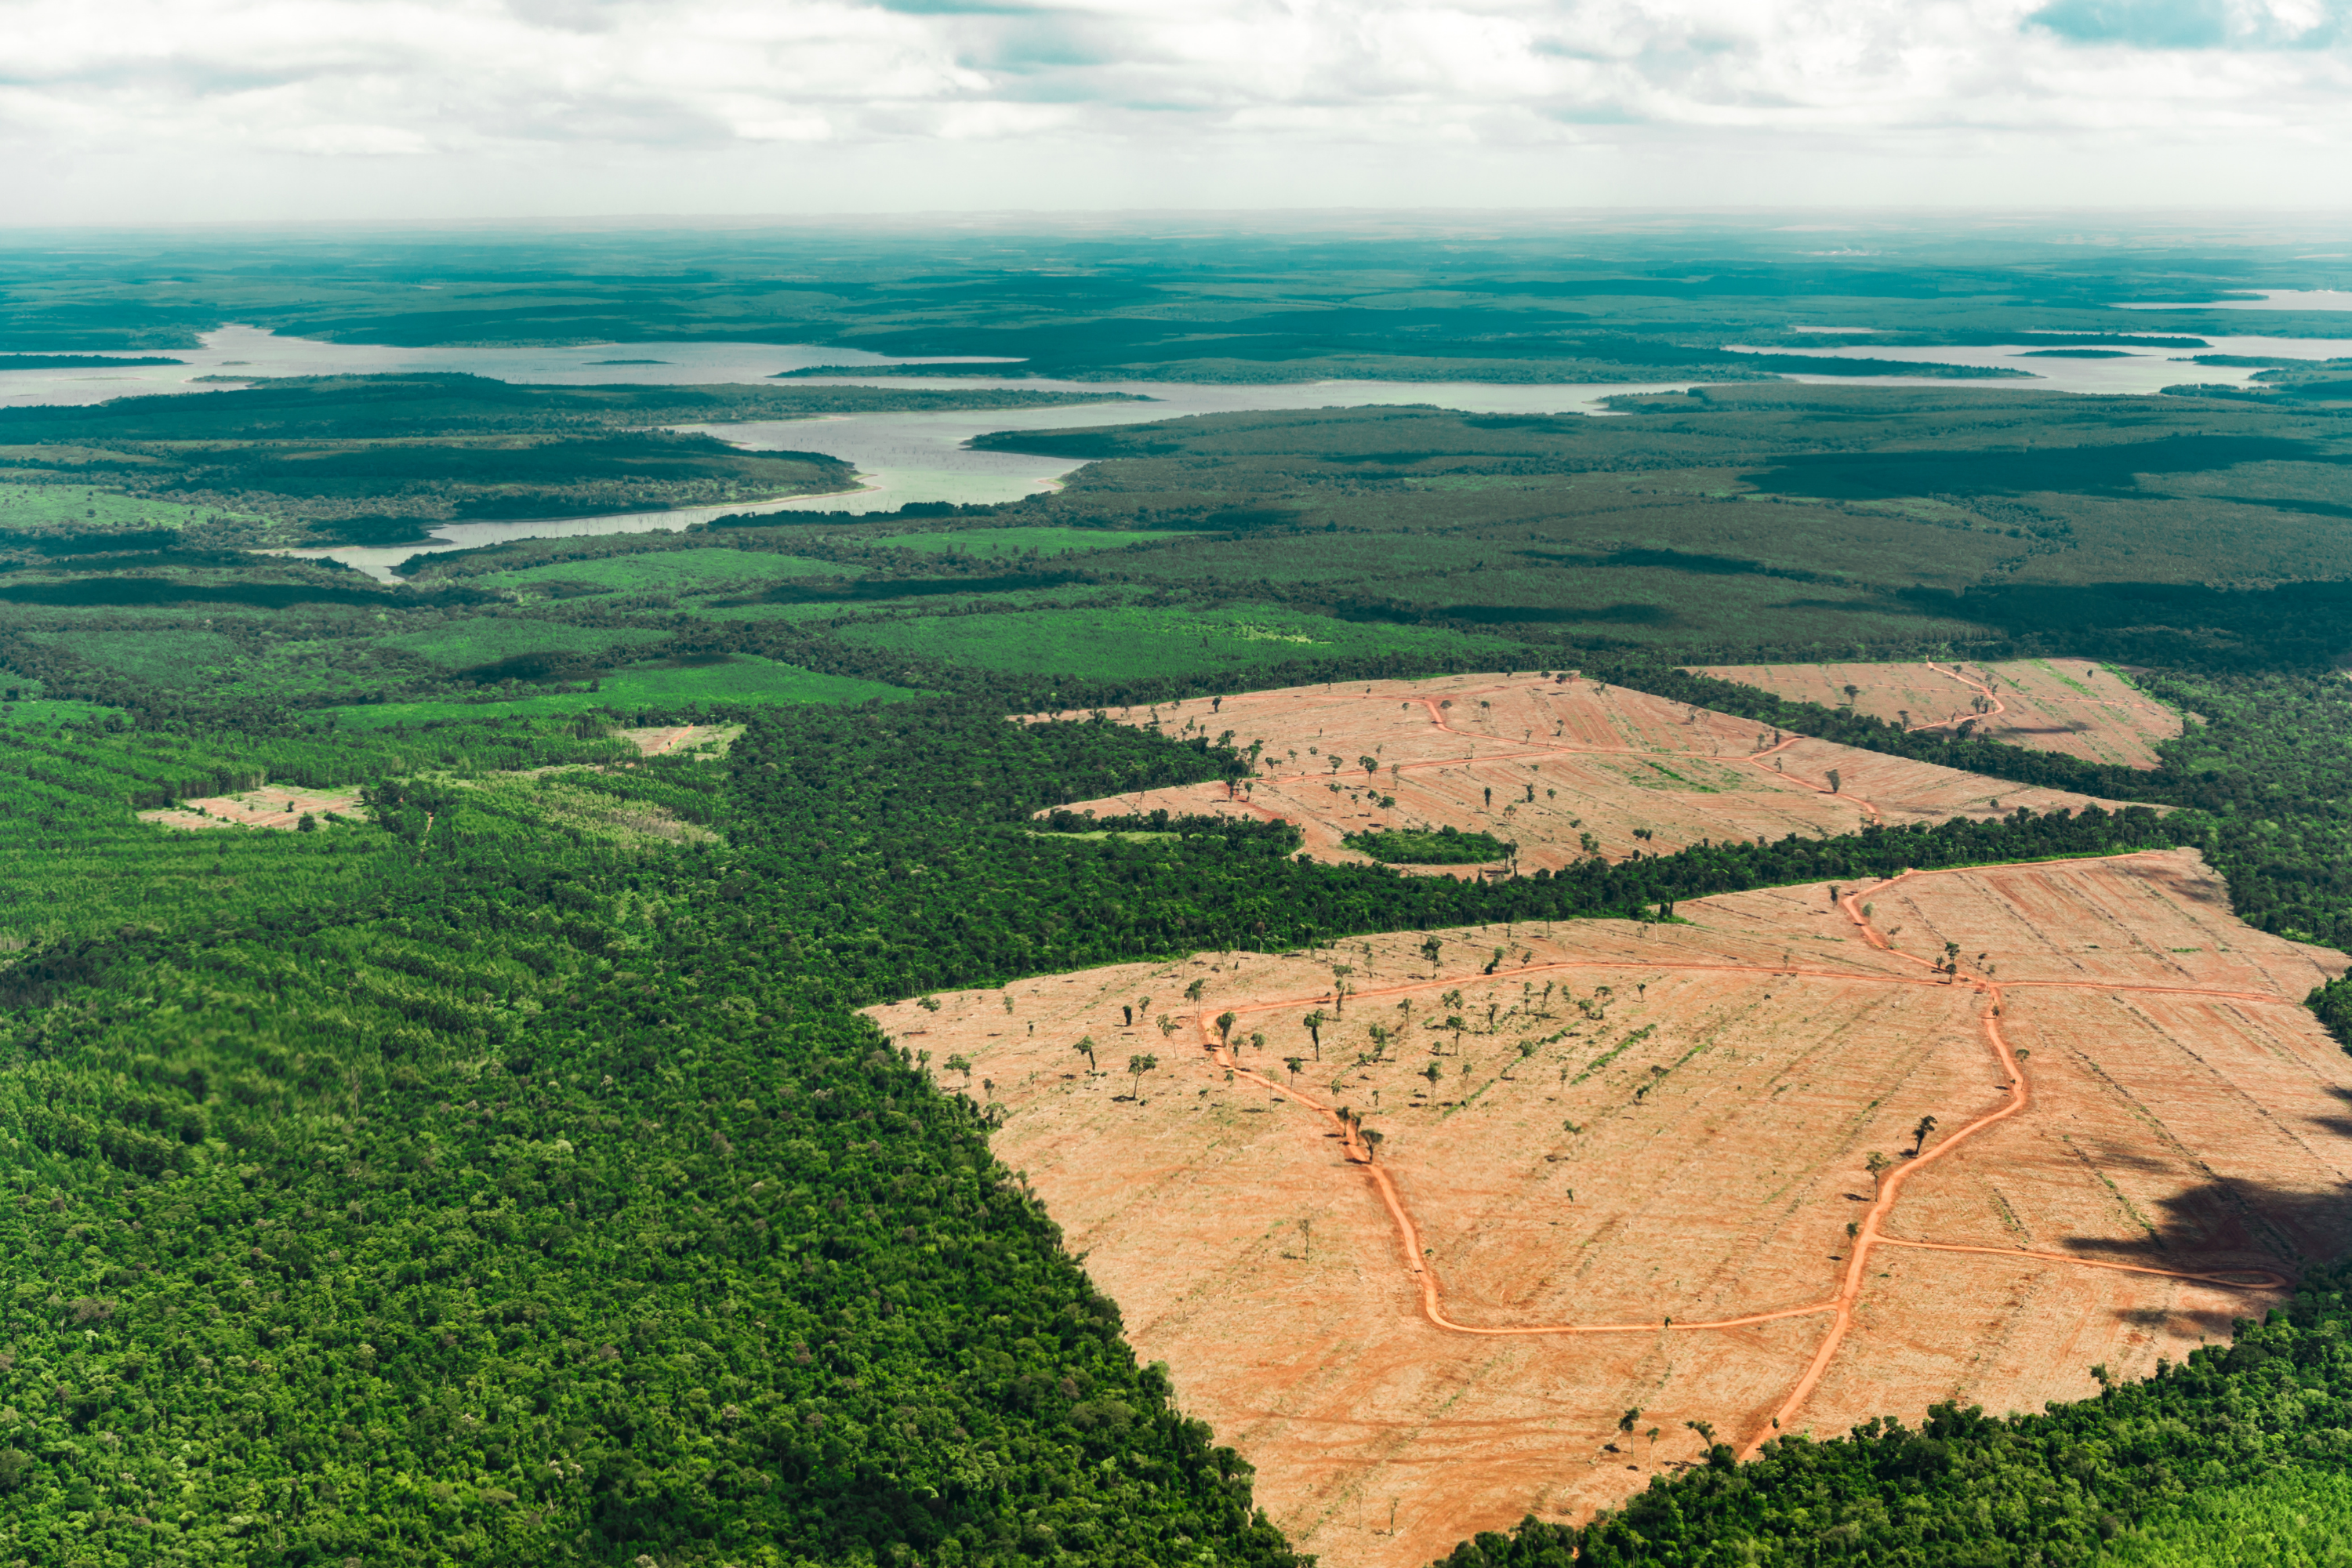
[1174,852,2292,1459]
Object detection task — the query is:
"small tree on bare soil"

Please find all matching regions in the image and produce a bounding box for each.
[1421,934,1444,966]
[1215,1011,1238,1047]
[1826,768,1842,794]
[1158,1013,1179,1038]
[945,1054,973,1085]
[1618,1408,1642,1436]
[1185,977,1207,1002]
[1912,1114,1938,1156]
[1075,1036,1098,1074]
[1303,1010,1327,1058]
[1128,1054,1158,1098]
[1284,1056,1304,1084]
[1866,1150,1892,1190]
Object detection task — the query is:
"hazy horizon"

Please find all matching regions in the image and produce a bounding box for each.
[9,0,2352,225]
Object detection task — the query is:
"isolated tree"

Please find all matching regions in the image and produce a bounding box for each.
[1361,1128,1385,1161]
[944,1053,974,1085]
[1333,978,1353,1017]
[1842,684,1860,707]
[1158,1013,1180,1038]
[1128,1054,1159,1098]
[1826,768,1842,794]
[1483,786,1494,808]
[1423,1062,1443,1091]
[1122,1004,1134,1026]
[1075,1036,1098,1074]
[1185,977,1207,1002]
[1866,1150,1892,1190]
[1250,1030,1267,1056]
[1215,1011,1238,1047]
[1912,1114,1939,1156]
[1284,1055,1304,1084]
[1685,1419,1716,1445]
[1421,934,1443,966]
[1618,1408,1642,1436]
[1512,1040,1539,1076]
[1302,1011,1327,1057]
[1360,754,1379,782]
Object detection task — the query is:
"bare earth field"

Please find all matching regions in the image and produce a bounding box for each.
[1034,673,2122,876]
[868,849,2351,1568]
[1692,659,2184,770]
[619,722,742,758]
[138,784,363,832]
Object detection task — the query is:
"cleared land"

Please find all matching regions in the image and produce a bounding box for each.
[869,850,2350,1568]
[139,784,362,831]
[1693,659,2186,769]
[1040,672,2121,874]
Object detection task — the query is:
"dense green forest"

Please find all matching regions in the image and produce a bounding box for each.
[7,226,2352,1563]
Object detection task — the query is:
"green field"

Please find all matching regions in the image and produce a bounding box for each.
[378,617,672,670]
[835,603,1524,680]
[0,483,218,533]
[461,546,855,598]
[327,653,914,726]
[871,526,1207,556]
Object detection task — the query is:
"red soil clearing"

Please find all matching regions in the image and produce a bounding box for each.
[139,785,362,832]
[1693,659,2184,770]
[1030,672,2126,877]
[869,849,2352,1568]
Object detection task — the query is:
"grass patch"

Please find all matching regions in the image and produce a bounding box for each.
[870,527,1207,557]
[326,654,915,728]
[378,619,672,670]
[834,604,1522,681]
[1343,826,1513,864]
[466,548,855,599]
[0,483,216,535]
[0,698,122,729]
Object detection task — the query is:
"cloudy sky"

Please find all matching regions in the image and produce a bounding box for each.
[4,0,2349,221]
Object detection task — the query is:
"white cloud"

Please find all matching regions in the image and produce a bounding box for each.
[0,0,2347,216]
